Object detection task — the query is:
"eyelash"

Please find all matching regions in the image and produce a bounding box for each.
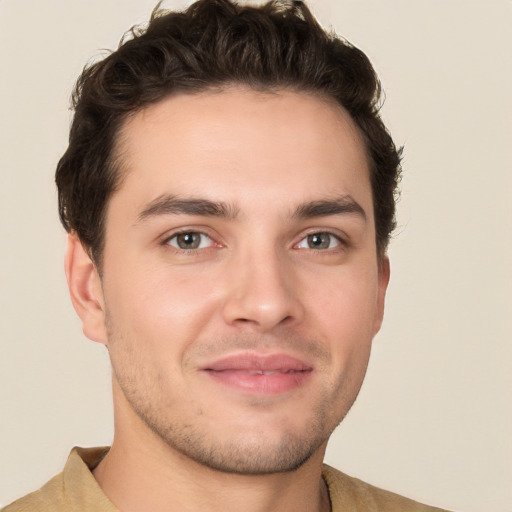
[162,229,347,253]
[163,229,219,251]
[294,231,345,251]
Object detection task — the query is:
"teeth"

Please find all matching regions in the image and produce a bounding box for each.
[247,370,281,375]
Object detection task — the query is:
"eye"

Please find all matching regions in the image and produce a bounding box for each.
[166,232,214,250]
[296,232,341,250]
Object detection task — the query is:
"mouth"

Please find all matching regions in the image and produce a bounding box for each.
[201,353,313,395]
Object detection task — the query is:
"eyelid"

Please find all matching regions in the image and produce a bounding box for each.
[160,226,223,250]
[293,228,348,249]
[296,233,340,250]
[158,226,349,252]
[168,232,213,250]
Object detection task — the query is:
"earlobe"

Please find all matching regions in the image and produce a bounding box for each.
[373,256,390,335]
[64,233,108,344]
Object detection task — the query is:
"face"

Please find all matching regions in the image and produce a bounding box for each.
[73,87,389,475]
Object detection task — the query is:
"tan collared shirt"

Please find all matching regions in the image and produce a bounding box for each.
[3,447,451,511]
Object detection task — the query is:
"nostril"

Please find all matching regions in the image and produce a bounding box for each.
[221,274,304,331]
[281,315,295,327]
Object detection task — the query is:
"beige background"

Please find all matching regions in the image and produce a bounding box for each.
[1,1,511,510]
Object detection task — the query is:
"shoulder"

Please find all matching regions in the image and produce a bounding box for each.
[2,447,113,512]
[322,464,453,512]
[2,472,67,512]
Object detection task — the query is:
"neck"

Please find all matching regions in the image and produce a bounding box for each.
[93,413,330,512]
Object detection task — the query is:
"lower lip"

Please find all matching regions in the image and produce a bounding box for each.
[204,369,312,395]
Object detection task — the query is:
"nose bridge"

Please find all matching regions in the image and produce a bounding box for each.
[222,240,303,331]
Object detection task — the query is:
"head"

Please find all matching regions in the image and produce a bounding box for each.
[56,0,401,269]
[61,0,400,475]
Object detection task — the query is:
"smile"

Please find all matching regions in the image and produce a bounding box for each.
[201,353,313,395]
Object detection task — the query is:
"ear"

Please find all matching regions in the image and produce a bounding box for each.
[64,233,108,344]
[373,255,390,335]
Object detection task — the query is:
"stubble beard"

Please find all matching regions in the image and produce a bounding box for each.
[134,399,331,475]
[115,373,355,475]
[107,321,368,475]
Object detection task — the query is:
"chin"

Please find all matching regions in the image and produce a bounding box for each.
[165,428,328,475]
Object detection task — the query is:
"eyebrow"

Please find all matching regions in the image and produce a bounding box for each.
[293,196,367,222]
[136,193,366,224]
[137,194,239,223]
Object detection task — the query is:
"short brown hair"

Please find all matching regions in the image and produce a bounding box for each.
[56,0,402,266]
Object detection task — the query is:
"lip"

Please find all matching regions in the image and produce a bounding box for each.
[201,353,313,395]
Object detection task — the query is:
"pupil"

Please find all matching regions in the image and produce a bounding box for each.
[308,233,329,249]
[178,233,200,249]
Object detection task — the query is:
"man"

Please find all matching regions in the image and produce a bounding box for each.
[3,1,452,511]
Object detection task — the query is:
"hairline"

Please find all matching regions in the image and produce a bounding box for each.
[91,83,385,272]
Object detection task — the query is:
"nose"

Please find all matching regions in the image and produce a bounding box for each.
[221,247,304,332]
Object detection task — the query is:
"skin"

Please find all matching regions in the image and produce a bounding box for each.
[66,87,389,512]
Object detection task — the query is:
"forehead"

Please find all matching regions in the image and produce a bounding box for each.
[112,87,372,218]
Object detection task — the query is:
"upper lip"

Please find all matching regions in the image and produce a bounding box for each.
[202,352,313,373]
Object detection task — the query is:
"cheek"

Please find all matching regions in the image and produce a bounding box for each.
[103,262,224,352]
[304,268,379,363]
